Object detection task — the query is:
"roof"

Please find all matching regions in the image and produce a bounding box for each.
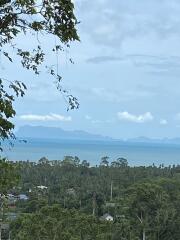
[100,213,114,221]
[37,185,48,190]
[19,194,29,200]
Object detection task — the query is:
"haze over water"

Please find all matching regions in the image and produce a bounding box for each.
[3,138,180,166]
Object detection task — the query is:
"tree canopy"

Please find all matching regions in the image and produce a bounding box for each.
[6,158,180,240]
[0,157,19,192]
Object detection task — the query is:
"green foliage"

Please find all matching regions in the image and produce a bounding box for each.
[0,0,79,146]
[0,79,26,146]
[100,156,109,167]
[7,158,180,239]
[11,205,116,240]
[126,183,176,239]
[0,157,19,193]
[0,0,79,46]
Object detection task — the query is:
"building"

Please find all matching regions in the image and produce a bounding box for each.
[100,213,114,221]
[37,185,48,190]
[18,194,29,200]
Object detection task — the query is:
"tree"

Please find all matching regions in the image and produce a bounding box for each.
[0,157,19,193]
[100,156,109,167]
[111,158,128,168]
[81,160,90,168]
[11,205,101,240]
[0,157,20,237]
[116,158,128,168]
[0,0,79,145]
[38,157,49,165]
[74,156,80,166]
[126,183,176,240]
[63,156,75,165]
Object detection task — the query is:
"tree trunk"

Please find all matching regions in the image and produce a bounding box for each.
[110,181,113,201]
[0,223,1,240]
[143,228,146,240]
[92,198,95,216]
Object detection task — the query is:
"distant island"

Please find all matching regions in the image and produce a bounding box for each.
[16,125,180,145]
[16,125,112,141]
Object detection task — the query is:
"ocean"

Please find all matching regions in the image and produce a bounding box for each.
[1,138,180,166]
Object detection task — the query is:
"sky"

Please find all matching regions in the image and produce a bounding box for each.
[2,0,180,139]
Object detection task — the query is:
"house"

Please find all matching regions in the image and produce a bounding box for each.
[18,194,29,200]
[100,213,114,221]
[37,185,48,190]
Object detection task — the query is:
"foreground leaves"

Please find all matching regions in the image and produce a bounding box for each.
[0,0,80,146]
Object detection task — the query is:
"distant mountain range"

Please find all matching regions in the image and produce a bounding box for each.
[127,136,180,145]
[16,125,112,141]
[16,125,180,145]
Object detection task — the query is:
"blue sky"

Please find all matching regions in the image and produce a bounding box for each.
[3,0,180,139]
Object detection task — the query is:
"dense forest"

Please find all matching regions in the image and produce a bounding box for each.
[1,156,180,239]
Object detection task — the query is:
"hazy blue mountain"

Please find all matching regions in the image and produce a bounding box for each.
[127,136,180,145]
[16,125,112,141]
[16,126,180,144]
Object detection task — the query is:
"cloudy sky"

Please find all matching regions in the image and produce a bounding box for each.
[3,0,180,139]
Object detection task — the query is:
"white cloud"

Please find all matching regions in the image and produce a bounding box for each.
[117,111,154,123]
[19,114,72,122]
[85,115,92,120]
[160,119,168,125]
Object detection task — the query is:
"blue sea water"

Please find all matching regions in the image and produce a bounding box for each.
[2,138,180,166]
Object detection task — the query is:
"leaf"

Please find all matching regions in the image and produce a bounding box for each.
[3,51,13,62]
